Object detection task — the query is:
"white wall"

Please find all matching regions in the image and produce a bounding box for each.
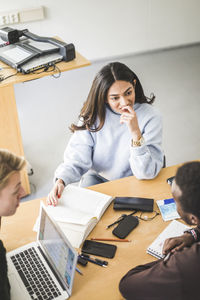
[0,0,200,61]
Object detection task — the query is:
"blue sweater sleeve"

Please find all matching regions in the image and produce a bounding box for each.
[129,108,163,179]
[54,130,94,185]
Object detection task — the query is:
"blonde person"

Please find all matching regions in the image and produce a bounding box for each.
[0,149,26,300]
[48,62,164,206]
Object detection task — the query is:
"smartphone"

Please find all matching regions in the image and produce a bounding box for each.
[112,215,139,239]
[81,240,117,258]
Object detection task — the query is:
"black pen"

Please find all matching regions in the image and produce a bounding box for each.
[107,211,137,229]
[82,254,108,266]
[106,217,124,229]
[79,255,107,267]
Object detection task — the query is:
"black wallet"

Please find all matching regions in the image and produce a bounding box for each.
[113,197,154,212]
[112,215,139,239]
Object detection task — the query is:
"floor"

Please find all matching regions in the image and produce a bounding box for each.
[15,44,200,201]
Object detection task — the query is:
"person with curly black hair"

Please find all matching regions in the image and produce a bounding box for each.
[119,161,200,300]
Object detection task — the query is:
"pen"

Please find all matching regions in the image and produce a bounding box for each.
[79,255,107,267]
[163,252,171,263]
[81,254,108,266]
[106,218,124,229]
[106,212,137,229]
[90,238,131,242]
[76,267,83,275]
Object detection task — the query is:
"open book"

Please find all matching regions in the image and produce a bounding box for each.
[45,185,113,248]
[146,220,190,259]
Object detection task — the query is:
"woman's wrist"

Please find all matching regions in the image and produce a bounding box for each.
[56,178,65,186]
[131,129,142,142]
[131,136,144,147]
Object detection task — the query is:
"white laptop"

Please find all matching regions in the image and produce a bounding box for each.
[6,202,78,300]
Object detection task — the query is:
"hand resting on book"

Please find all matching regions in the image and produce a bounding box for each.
[162,233,194,255]
[47,178,65,206]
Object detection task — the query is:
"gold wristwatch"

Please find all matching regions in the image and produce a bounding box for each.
[131,136,144,147]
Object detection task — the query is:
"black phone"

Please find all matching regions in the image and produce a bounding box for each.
[81,240,117,258]
[112,215,139,239]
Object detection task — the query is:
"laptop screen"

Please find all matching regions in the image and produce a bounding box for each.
[38,205,77,295]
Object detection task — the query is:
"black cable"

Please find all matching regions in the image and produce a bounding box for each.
[0,62,61,82]
[138,210,160,221]
[51,64,61,78]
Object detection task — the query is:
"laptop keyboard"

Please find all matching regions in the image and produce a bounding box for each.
[10,247,62,300]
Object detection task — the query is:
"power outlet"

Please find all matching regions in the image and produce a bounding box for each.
[0,15,10,26]
[0,12,19,25]
[0,6,44,26]
[9,12,19,24]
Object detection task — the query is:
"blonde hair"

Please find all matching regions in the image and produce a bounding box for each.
[0,149,26,191]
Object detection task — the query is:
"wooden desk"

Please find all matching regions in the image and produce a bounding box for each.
[1,165,180,300]
[0,51,90,195]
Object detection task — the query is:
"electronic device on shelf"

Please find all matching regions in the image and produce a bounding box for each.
[0,27,76,74]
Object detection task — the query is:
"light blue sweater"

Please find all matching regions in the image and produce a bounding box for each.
[55,103,163,185]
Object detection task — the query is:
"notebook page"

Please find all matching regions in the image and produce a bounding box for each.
[147,220,190,259]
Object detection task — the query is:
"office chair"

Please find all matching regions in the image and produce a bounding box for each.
[163,155,166,168]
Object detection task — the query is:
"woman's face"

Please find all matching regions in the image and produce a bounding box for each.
[106,80,136,114]
[0,171,25,217]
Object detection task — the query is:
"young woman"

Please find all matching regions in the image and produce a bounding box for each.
[48,62,164,205]
[0,149,26,300]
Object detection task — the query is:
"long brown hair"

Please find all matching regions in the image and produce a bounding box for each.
[70,62,155,132]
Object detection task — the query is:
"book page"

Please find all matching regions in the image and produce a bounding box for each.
[46,205,95,225]
[147,220,190,259]
[46,185,113,224]
[57,218,98,248]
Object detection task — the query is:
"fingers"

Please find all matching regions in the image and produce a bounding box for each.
[46,191,58,206]
[120,114,132,124]
[162,239,171,255]
[57,182,64,198]
[120,106,136,124]
[46,180,65,206]
[122,105,134,113]
[162,237,180,255]
[162,236,189,255]
[173,243,185,252]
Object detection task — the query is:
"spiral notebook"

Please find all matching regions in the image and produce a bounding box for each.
[146,220,190,259]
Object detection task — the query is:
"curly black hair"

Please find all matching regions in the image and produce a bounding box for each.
[175,161,200,218]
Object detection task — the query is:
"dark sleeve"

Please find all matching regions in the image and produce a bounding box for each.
[119,243,200,300]
[0,240,11,300]
[119,254,183,300]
